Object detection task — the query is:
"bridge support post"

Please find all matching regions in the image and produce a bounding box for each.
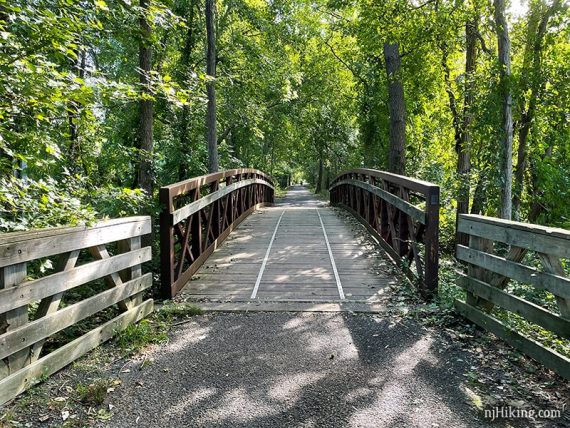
[159,188,174,298]
[329,169,440,300]
[423,185,440,298]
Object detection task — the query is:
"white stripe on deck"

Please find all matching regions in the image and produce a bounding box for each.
[317,209,345,300]
[250,210,285,299]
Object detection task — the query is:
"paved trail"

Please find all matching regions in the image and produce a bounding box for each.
[106,312,492,428]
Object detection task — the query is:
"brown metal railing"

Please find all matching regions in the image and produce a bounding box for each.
[329,169,439,298]
[159,169,274,298]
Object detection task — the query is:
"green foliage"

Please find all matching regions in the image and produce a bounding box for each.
[75,379,110,406]
[115,302,202,355]
[1,1,569,354]
[115,319,168,355]
[155,301,204,322]
[0,175,96,231]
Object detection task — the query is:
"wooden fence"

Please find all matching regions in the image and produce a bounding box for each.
[329,169,440,298]
[160,168,274,298]
[0,217,153,405]
[455,214,570,380]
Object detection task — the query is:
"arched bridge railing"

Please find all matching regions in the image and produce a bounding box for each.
[160,169,274,298]
[329,169,439,298]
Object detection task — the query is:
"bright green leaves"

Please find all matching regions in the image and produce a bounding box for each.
[95,0,109,11]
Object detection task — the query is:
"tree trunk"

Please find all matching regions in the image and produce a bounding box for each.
[455,19,478,246]
[383,43,406,175]
[470,176,485,215]
[315,154,323,194]
[494,0,513,220]
[68,49,86,173]
[512,0,560,219]
[205,0,218,173]
[178,1,197,181]
[135,0,154,196]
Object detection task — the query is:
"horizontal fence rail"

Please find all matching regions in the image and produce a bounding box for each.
[160,168,275,298]
[455,214,570,380]
[0,217,153,405]
[329,169,440,297]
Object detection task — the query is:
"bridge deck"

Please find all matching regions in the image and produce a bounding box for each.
[178,187,397,306]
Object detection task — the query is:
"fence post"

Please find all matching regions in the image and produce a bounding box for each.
[424,184,440,297]
[159,187,174,298]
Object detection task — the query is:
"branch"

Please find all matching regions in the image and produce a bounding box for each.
[410,0,438,10]
[217,126,232,145]
[475,30,491,55]
[321,37,366,84]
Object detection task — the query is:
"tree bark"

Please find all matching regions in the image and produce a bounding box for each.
[316,154,323,194]
[68,49,86,173]
[383,43,406,175]
[135,0,154,196]
[178,1,197,181]
[205,0,218,173]
[455,18,478,246]
[494,0,513,220]
[512,0,560,219]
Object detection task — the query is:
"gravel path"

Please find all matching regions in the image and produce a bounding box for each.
[104,312,495,427]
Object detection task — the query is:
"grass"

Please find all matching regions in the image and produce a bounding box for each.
[75,379,110,405]
[115,302,203,355]
[116,318,168,355]
[0,301,204,427]
[156,301,204,322]
[0,411,17,428]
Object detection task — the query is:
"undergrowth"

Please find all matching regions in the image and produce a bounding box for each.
[115,302,203,355]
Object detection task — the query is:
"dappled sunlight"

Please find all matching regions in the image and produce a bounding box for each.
[392,336,436,375]
[104,312,490,427]
[345,386,375,402]
[179,185,395,302]
[193,387,281,425]
[268,371,328,401]
[282,314,314,331]
[226,234,256,243]
[163,324,211,354]
[214,251,259,263]
[347,335,454,427]
[167,387,218,417]
[303,316,360,362]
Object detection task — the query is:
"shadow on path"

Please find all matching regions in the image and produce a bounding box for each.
[105,312,506,427]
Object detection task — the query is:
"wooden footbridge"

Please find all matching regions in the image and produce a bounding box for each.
[159,169,440,304]
[1,168,569,406]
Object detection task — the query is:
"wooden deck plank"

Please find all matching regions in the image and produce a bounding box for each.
[177,187,397,307]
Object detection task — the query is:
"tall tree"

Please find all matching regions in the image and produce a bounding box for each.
[205,0,218,173]
[383,42,406,175]
[177,0,197,180]
[494,0,513,219]
[455,17,479,245]
[68,49,87,173]
[135,0,154,195]
[512,0,561,219]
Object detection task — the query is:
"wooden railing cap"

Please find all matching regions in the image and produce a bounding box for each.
[160,168,274,202]
[330,168,439,194]
[0,216,151,245]
[459,214,570,241]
